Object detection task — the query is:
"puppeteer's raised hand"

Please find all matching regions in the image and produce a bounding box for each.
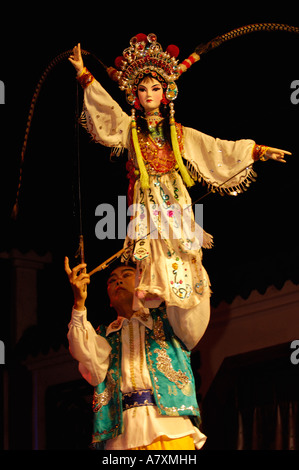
[64,256,90,311]
[68,43,84,75]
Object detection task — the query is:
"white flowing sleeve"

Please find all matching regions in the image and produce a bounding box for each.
[183,126,257,194]
[67,308,111,386]
[81,78,131,151]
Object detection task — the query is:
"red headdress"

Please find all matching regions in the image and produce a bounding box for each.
[105,33,195,190]
[107,33,182,107]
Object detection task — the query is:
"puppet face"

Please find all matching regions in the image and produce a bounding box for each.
[107,266,136,310]
[137,77,164,113]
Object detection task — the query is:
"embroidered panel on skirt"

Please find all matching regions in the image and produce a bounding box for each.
[123,169,210,310]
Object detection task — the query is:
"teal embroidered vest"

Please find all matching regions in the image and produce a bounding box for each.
[91,306,200,446]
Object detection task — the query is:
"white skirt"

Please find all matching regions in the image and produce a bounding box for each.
[122,171,212,310]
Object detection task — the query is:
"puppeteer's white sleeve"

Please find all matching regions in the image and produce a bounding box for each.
[183,126,256,193]
[67,308,111,386]
[81,78,131,150]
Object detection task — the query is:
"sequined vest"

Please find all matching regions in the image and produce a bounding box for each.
[91,306,200,446]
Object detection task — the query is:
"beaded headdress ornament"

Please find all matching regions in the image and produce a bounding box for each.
[107,33,182,106]
[107,33,196,189]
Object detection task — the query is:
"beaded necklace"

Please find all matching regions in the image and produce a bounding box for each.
[145,110,165,147]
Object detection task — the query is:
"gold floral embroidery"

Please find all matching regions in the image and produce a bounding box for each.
[136,123,184,175]
[152,316,168,349]
[160,404,197,416]
[154,348,192,396]
[134,310,151,322]
[137,133,176,174]
[145,328,199,417]
[93,370,116,412]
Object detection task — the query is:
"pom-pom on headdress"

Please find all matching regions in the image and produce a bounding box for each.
[107,33,181,106]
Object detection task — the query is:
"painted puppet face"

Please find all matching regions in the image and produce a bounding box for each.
[137,77,164,113]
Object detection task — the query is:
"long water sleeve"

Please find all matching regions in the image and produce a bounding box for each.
[183,126,256,193]
[81,79,131,151]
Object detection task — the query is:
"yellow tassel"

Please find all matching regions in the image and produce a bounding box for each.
[131,116,150,190]
[170,115,194,188]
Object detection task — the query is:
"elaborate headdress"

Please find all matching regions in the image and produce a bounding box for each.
[107,33,181,106]
[107,33,195,189]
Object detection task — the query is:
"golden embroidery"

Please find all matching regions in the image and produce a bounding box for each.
[160,404,197,416]
[145,316,199,417]
[128,320,148,395]
[154,348,192,396]
[122,389,155,410]
[168,385,178,396]
[129,323,137,391]
[135,123,184,175]
[138,133,176,174]
[139,326,147,389]
[152,316,168,349]
[134,310,150,322]
[93,370,116,412]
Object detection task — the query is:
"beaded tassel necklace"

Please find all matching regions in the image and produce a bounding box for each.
[146,110,164,145]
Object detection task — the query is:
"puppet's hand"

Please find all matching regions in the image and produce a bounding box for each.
[265,147,292,163]
[64,256,90,311]
[68,43,84,75]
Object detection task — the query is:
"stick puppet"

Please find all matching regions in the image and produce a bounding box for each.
[68,31,291,313]
[13,24,298,313]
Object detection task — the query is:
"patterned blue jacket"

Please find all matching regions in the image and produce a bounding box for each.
[91,305,200,446]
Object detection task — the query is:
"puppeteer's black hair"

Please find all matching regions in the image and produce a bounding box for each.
[105,258,136,280]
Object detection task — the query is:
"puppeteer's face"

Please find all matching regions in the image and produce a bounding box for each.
[107,266,136,310]
[137,77,163,113]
